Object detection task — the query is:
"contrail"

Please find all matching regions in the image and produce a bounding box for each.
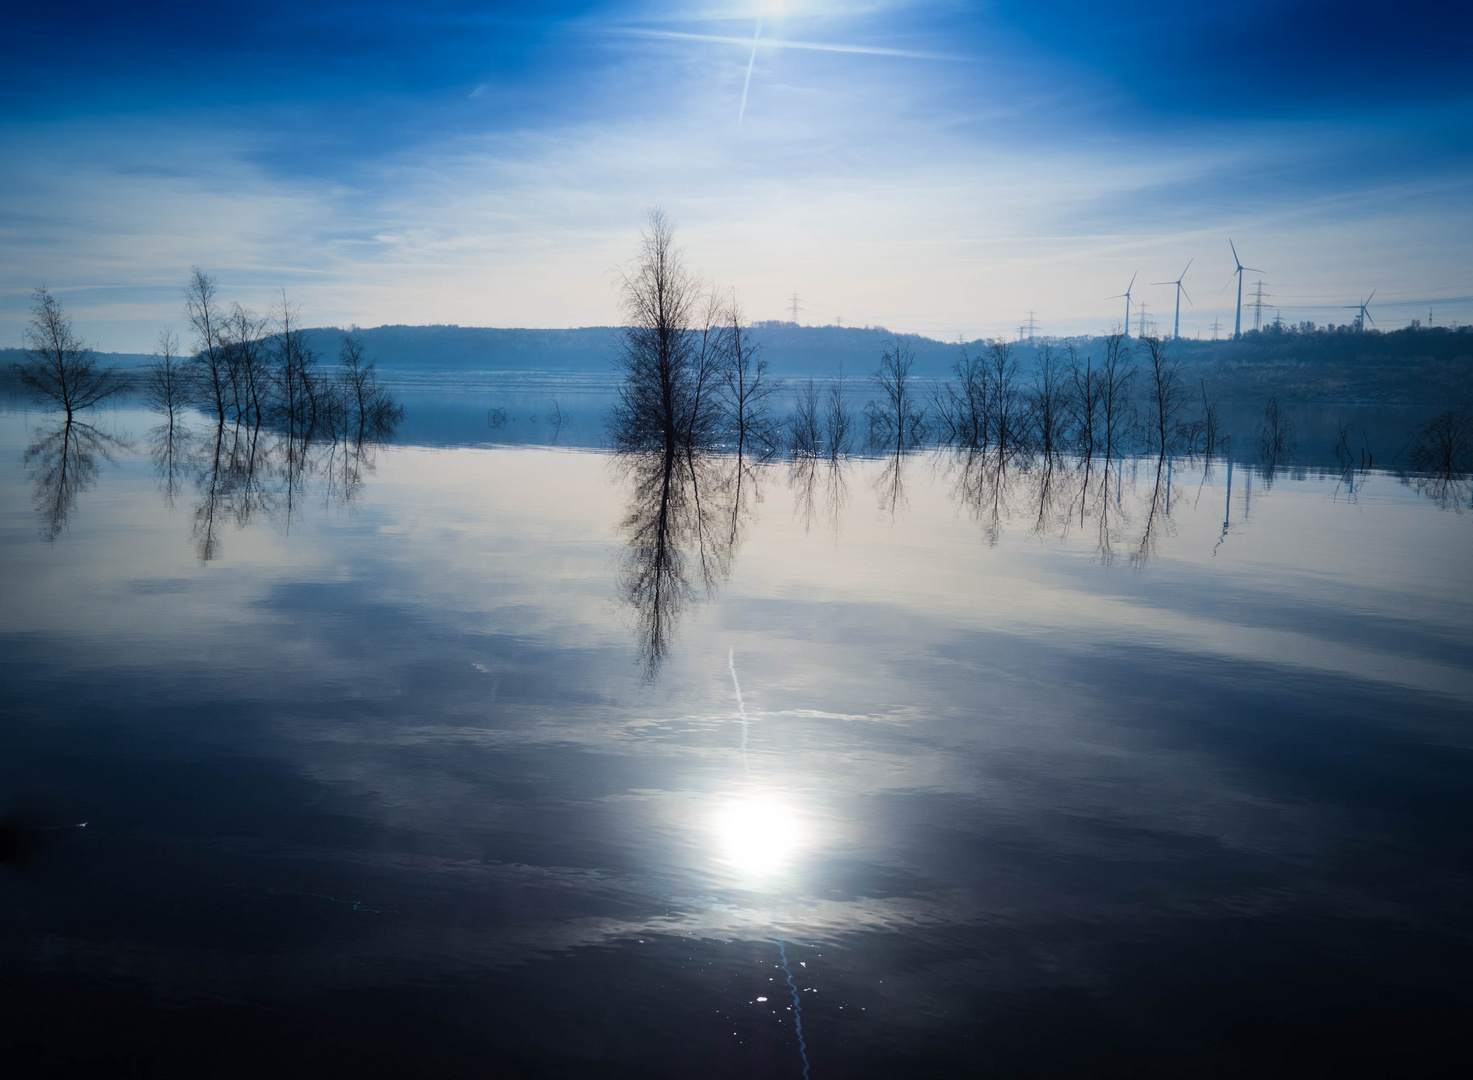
[728,646,751,774]
[778,939,811,1080]
[738,19,762,123]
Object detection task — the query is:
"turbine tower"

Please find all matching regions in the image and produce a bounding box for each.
[1351,289,1376,332]
[1107,272,1137,338]
[1229,241,1263,340]
[1152,259,1193,340]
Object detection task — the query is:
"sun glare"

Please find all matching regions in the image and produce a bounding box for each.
[714,797,803,880]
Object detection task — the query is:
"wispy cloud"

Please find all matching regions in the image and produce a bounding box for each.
[610,27,968,62]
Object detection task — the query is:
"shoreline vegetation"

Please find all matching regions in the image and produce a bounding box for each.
[6,226,1470,497]
[4,315,1471,407]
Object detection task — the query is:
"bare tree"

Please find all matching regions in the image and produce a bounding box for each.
[869,341,923,450]
[1098,333,1135,461]
[1066,344,1100,461]
[789,378,824,457]
[720,300,781,459]
[16,287,121,420]
[185,268,231,421]
[985,341,1023,454]
[1408,406,1471,475]
[683,291,729,451]
[721,303,783,459]
[825,365,852,459]
[1028,343,1071,459]
[1256,397,1295,466]
[609,210,716,454]
[337,334,404,440]
[1193,379,1227,459]
[142,329,189,423]
[936,344,990,449]
[223,302,270,423]
[271,289,321,437]
[1139,335,1190,456]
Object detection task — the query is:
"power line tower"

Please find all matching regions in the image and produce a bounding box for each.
[1137,300,1149,337]
[1024,310,1038,344]
[1250,279,1270,332]
[788,293,803,324]
[1210,317,1222,341]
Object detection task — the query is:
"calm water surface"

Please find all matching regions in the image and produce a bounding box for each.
[2,399,1472,1078]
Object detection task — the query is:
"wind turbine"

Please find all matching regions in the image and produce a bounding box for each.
[1152,259,1193,340]
[1350,289,1377,332]
[1106,272,1137,338]
[1229,241,1263,340]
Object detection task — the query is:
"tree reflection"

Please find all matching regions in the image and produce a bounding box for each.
[148,417,192,508]
[1130,456,1177,567]
[789,454,850,541]
[941,446,1202,564]
[617,446,744,678]
[24,420,123,541]
[182,410,399,562]
[948,449,1014,548]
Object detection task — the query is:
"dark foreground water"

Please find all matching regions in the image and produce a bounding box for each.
[2,398,1472,1078]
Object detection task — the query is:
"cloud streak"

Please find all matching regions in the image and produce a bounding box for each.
[610,26,969,62]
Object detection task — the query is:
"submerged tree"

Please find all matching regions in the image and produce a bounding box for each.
[824,366,853,459]
[1066,344,1100,461]
[16,287,122,420]
[985,341,1024,455]
[610,210,720,454]
[789,378,824,457]
[868,341,924,451]
[1098,333,1135,461]
[185,268,232,421]
[142,330,190,423]
[1028,343,1071,460]
[720,300,782,458]
[1409,406,1472,476]
[1256,397,1295,466]
[1138,335,1190,456]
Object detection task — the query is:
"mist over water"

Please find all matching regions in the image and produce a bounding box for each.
[2,396,1471,1077]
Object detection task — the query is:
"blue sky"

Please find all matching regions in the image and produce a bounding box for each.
[3,1,1471,350]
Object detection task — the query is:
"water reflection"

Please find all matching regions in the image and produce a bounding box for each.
[788,454,850,540]
[617,447,744,677]
[939,448,1220,563]
[148,418,191,508]
[4,401,1473,1076]
[175,414,397,561]
[23,420,124,541]
[712,797,805,882]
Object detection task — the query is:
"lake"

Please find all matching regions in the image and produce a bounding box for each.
[2,392,1471,1078]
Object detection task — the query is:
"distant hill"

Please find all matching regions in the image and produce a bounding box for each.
[290,322,972,379]
[4,323,1470,404]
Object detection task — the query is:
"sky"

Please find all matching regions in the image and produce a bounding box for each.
[3,0,1472,351]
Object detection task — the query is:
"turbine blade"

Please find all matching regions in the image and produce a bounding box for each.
[1243,267,1264,274]
[1230,239,1240,267]
[1367,287,1376,303]
[1127,271,1137,291]
[1181,257,1193,278]
[1181,285,1192,305]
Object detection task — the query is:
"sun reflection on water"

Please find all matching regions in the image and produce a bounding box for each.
[713,797,804,881]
